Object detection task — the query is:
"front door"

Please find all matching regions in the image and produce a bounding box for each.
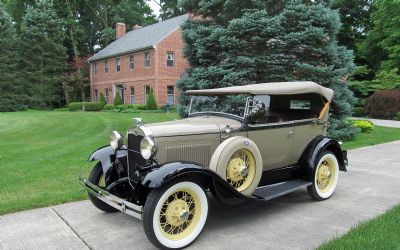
[115,84,124,104]
[247,123,294,171]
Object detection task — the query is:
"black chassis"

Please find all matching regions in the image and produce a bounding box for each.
[80,135,347,219]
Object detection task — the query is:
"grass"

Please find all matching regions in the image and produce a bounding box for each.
[342,125,400,150]
[0,110,178,215]
[319,205,400,250]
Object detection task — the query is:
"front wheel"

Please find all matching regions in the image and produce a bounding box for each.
[143,180,208,249]
[307,151,339,201]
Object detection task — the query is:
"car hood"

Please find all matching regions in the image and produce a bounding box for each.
[143,115,242,137]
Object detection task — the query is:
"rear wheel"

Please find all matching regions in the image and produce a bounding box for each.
[307,151,339,201]
[143,180,208,249]
[87,162,118,213]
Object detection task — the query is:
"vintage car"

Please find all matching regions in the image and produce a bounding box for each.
[80,81,347,249]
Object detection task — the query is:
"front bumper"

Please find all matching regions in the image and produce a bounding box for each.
[79,176,143,220]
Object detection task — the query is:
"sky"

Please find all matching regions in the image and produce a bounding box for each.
[147,0,161,17]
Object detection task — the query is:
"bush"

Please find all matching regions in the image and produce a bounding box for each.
[394,112,400,121]
[114,104,147,111]
[161,104,177,112]
[114,92,123,106]
[365,90,400,119]
[103,104,114,110]
[352,120,374,133]
[146,87,158,110]
[99,92,106,104]
[352,107,365,117]
[68,102,105,111]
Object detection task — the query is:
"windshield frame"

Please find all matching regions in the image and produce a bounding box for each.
[188,94,251,121]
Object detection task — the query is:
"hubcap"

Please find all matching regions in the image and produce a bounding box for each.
[316,159,336,193]
[226,149,256,192]
[158,189,201,240]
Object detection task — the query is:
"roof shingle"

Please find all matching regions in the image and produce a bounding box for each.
[88,14,189,63]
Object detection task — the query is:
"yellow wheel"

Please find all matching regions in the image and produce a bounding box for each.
[226,149,256,192]
[143,181,208,249]
[308,151,339,200]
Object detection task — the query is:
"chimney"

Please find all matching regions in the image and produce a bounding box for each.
[132,24,142,31]
[116,23,126,39]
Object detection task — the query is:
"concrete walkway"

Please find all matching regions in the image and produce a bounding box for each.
[352,117,400,128]
[1,141,400,250]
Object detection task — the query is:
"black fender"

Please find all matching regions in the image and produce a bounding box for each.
[299,136,347,182]
[88,145,127,177]
[141,162,248,205]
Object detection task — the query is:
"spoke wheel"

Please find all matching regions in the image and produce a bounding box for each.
[143,181,208,249]
[226,149,256,192]
[308,151,339,201]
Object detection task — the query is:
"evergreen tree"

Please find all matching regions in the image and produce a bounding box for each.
[0,4,27,112]
[114,92,123,106]
[177,0,358,140]
[99,92,106,104]
[146,87,158,110]
[19,0,68,108]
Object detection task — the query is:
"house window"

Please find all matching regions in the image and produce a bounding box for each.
[130,87,135,104]
[144,52,150,68]
[167,86,174,104]
[105,88,109,103]
[129,55,134,69]
[116,58,121,72]
[145,85,150,103]
[94,89,98,101]
[104,60,109,73]
[93,63,97,75]
[167,52,174,67]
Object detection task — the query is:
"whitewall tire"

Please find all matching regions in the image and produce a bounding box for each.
[308,151,339,201]
[143,181,208,249]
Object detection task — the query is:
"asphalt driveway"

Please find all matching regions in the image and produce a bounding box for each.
[1,140,400,250]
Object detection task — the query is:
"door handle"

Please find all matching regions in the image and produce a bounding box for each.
[289,131,294,135]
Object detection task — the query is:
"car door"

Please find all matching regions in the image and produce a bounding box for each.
[247,122,295,171]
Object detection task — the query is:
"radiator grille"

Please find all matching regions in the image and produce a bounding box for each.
[128,134,146,171]
[166,144,210,167]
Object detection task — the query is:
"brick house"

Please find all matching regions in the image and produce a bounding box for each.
[88,14,189,106]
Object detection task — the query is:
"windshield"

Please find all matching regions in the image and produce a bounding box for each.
[189,95,248,118]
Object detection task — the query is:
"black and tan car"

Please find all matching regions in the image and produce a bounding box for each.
[80,81,348,249]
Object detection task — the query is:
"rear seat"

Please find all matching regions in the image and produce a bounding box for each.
[266,109,317,123]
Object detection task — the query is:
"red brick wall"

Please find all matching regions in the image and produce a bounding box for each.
[90,28,188,106]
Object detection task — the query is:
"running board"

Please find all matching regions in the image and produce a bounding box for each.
[252,179,311,201]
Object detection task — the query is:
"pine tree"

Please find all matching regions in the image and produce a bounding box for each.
[19,0,68,108]
[0,5,27,112]
[99,92,106,104]
[114,92,123,106]
[146,87,158,110]
[178,0,358,140]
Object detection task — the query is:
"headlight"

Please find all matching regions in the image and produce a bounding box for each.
[110,131,123,150]
[140,137,156,160]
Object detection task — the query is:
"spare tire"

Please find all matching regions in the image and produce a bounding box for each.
[209,136,262,197]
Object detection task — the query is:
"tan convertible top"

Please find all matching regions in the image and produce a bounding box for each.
[186,81,334,101]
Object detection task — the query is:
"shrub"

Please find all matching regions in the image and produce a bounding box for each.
[161,104,177,112]
[365,90,400,119]
[394,112,400,121]
[114,104,147,111]
[114,92,123,106]
[352,120,374,133]
[352,107,365,117]
[68,102,105,111]
[103,104,114,110]
[99,92,106,104]
[146,87,158,110]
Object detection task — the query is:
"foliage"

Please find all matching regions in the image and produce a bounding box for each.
[146,87,158,110]
[365,90,400,119]
[153,0,183,20]
[161,103,177,112]
[68,102,105,112]
[178,0,358,140]
[19,0,68,108]
[0,111,178,214]
[103,104,114,110]
[99,92,106,104]
[0,4,27,112]
[394,112,400,121]
[352,120,373,133]
[352,107,365,117]
[113,92,123,106]
[113,104,147,111]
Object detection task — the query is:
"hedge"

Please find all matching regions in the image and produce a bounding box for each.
[352,120,374,133]
[365,90,400,119]
[68,102,105,111]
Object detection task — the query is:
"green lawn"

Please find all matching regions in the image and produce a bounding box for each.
[342,125,400,150]
[319,205,400,250]
[0,111,178,214]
